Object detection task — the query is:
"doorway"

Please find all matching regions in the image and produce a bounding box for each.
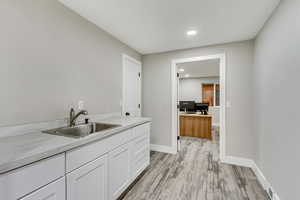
[122,54,142,117]
[171,54,226,160]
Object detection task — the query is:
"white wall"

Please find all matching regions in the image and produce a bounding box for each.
[179,77,219,102]
[0,0,140,127]
[253,1,300,199]
[209,107,220,126]
[142,40,256,159]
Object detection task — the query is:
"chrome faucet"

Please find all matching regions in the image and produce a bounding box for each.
[69,108,88,127]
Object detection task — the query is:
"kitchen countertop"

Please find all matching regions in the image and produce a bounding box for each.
[179,113,212,118]
[0,116,151,174]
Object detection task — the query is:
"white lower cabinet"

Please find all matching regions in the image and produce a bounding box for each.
[20,177,65,200]
[3,122,150,200]
[131,136,150,180]
[67,154,108,200]
[108,142,131,200]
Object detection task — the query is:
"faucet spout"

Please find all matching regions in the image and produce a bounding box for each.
[69,108,88,127]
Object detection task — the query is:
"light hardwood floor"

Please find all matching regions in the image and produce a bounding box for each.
[121,127,268,200]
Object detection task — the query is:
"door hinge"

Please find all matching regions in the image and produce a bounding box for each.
[138,104,141,109]
[138,72,141,77]
[177,136,180,140]
[177,73,179,77]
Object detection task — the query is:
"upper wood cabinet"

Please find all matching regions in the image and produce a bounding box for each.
[67,154,108,200]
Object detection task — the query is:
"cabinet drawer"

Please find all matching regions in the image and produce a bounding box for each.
[66,139,107,173]
[132,123,150,139]
[66,129,132,173]
[0,154,65,200]
[106,128,133,152]
[20,177,65,200]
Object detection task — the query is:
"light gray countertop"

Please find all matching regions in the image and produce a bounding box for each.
[0,116,151,174]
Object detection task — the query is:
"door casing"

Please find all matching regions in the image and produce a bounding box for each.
[171,54,226,160]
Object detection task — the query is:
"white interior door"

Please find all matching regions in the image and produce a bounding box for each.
[122,54,142,117]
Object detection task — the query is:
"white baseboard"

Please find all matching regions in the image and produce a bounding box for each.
[150,144,177,154]
[222,156,280,200]
[251,162,269,190]
[150,147,281,199]
[251,162,281,200]
[221,156,254,168]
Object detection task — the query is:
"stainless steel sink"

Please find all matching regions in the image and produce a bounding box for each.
[43,122,121,138]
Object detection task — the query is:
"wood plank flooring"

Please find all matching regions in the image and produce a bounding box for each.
[122,127,268,200]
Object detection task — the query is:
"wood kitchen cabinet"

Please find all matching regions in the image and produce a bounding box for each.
[180,114,212,139]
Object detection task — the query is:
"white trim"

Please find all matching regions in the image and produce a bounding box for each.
[122,54,142,117]
[171,53,226,160]
[222,156,281,200]
[212,123,220,127]
[150,144,177,154]
[221,156,254,168]
[252,162,269,190]
[213,83,216,106]
[122,54,142,65]
[252,163,281,200]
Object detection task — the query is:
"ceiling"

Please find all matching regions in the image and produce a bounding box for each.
[177,59,219,78]
[59,0,280,54]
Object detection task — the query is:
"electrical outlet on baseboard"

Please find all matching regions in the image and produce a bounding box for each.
[268,188,273,199]
[267,187,280,200]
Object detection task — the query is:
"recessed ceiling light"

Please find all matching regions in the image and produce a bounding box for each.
[186,30,197,36]
[185,74,190,78]
[179,68,185,72]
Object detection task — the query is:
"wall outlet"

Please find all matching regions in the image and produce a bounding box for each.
[78,100,84,110]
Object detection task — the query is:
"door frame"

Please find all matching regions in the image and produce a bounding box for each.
[171,53,226,160]
[122,54,142,117]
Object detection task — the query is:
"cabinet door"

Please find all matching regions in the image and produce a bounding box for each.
[108,143,131,200]
[67,154,108,200]
[20,177,65,200]
[131,136,150,180]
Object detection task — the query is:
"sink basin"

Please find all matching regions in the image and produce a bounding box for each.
[43,122,121,138]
